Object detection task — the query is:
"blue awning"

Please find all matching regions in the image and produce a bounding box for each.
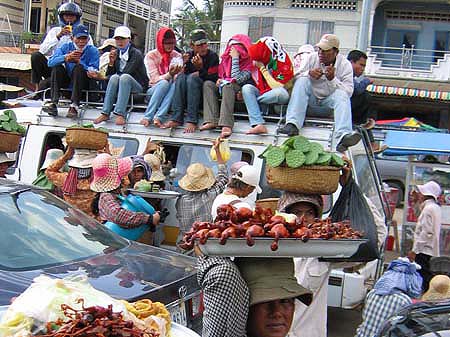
[383,130,450,156]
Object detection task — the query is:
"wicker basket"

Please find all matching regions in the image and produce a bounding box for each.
[266,165,341,194]
[255,198,280,212]
[0,131,22,153]
[66,128,108,150]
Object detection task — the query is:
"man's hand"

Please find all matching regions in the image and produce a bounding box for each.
[229,46,239,58]
[324,65,335,81]
[182,52,190,64]
[169,64,183,77]
[109,49,117,65]
[87,70,102,80]
[216,78,222,87]
[57,26,72,39]
[368,77,374,84]
[339,155,352,186]
[192,54,203,70]
[309,68,323,80]
[65,50,80,63]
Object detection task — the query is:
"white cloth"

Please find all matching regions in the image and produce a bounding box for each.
[413,199,442,257]
[99,52,110,77]
[210,193,252,220]
[296,52,354,99]
[39,26,93,57]
[119,48,130,72]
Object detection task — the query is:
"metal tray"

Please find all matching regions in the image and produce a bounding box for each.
[128,189,181,199]
[197,237,368,258]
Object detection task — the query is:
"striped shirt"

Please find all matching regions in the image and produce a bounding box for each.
[355,290,412,337]
[231,57,251,85]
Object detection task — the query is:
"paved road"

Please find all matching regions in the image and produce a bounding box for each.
[327,307,362,337]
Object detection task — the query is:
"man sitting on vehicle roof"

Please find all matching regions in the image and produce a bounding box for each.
[42,24,99,118]
[280,34,361,153]
[30,2,93,96]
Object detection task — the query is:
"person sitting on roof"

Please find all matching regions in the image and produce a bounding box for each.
[201,34,254,138]
[280,34,361,153]
[139,27,183,128]
[93,26,148,126]
[42,24,99,118]
[30,2,93,96]
[242,36,294,135]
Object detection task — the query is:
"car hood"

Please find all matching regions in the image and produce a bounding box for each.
[0,242,197,306]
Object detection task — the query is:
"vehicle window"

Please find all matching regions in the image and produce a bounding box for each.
[36,132,66,173]
[108,136,139,157]
[0,189,127,271]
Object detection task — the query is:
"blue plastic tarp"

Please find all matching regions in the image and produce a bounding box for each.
[383,130,450,156]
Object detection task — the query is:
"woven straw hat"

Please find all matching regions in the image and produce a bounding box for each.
[422,275,450,301]
[150,169,166,182]
[144,153,161,170]
[179,163,215,192]
[90,153,121,192]
[118,156,133,179]
[41,149,64,170]
[68,149,97,169]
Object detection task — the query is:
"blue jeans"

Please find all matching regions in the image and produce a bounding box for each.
[102,73,143,117]
[143,79,175,122]
[171,73,203,124]
[242,84,290,126]
[286,77,353,142]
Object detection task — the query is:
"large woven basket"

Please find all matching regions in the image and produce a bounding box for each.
[266,165,341,194]
[66,128,108,150]
[255,198,280,213]
[0,130,22,153]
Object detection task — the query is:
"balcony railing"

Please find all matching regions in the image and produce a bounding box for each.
[368,45,448,71]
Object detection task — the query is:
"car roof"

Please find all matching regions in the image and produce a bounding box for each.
[0,179,34,194]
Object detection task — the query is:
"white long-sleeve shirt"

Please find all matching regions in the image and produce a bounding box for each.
[39,26,93,58]
[413,199,442,257]
[296,52,354,99]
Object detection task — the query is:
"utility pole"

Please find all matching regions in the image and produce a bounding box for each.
[23,0,32,32]
[96,0,105,44]
[124,0,130,26]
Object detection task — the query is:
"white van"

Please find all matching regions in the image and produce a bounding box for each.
[6,103,389,309]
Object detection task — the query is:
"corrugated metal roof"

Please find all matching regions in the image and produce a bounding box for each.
[0,53,31,70]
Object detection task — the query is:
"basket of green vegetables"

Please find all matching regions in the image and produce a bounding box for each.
[0,109,26,153]
[262,136,345,194]
[66,124,108,150]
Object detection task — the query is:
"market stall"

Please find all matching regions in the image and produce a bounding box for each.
[383,130,450,256]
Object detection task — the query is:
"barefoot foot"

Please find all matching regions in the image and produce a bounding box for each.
[140,118,151,127]
[115,115,126,125]
[221,127,232,138]
[163,120,182,129]
[94,114,109,124]
[199,122,218,131]
[246,124,267,134]
[153,118,162,128]
[184,122,197,133]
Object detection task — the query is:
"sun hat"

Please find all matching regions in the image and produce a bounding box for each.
[73,24,89,38]
[90,153,121,193]
[233,164,262,194]
[190,29,208,45]
[113,26,131,39]
[0,153,15,165]
[422,275,450,301]
[296,44,315,55]
[41,149,65,170]
[178,163,215,192]
[144,153,161,170]
[150,169,166,182]
[67,149,97,169]
[417,180,441,200]
[117,156,133,180]
[278,192,324,217]
[316,34,340,50]
[236,258,313,306]
[98,38,116,50]
[230,161,249,175]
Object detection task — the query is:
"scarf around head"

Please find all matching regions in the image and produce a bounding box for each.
[218,34,253,81]
[248,36,294,94]
[156,27,176,75]
[131,155,151,180]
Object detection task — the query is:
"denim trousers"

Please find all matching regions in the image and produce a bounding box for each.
[171,73,203,124]
[143,79,175,122]
[286,77,353,141]
[103,73,143,117]
[242,84,290,126]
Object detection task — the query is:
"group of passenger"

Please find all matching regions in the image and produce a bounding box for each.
[32,2,383,153]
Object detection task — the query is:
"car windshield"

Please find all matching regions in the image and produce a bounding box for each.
[0,188,128,271]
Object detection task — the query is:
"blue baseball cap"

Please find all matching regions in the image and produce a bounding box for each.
[73,24,89,38]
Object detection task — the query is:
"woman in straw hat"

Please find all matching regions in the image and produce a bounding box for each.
[32,148,66,197]
[176,139,229,251]
[91,153,160,236]
[422,274,450,301]
[408,180,442,291]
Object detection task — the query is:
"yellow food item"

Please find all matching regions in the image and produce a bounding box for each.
[123,299,171,332]
[210,139,231,162]
[65,25,72,33]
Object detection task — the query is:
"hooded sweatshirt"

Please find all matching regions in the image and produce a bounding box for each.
[248,36,294,94]
[144,27,182,86]
[218,34,253,85]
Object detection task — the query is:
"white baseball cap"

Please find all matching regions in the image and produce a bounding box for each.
[417,181,442,200]
[234,164,262,194]
[113,26,131,39]
[0,153,15,165]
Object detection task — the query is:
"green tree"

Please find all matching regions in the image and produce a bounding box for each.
[172,0,223,51]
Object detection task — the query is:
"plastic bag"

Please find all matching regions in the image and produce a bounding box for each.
[328,177,380,262]
[210,139,231,162]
